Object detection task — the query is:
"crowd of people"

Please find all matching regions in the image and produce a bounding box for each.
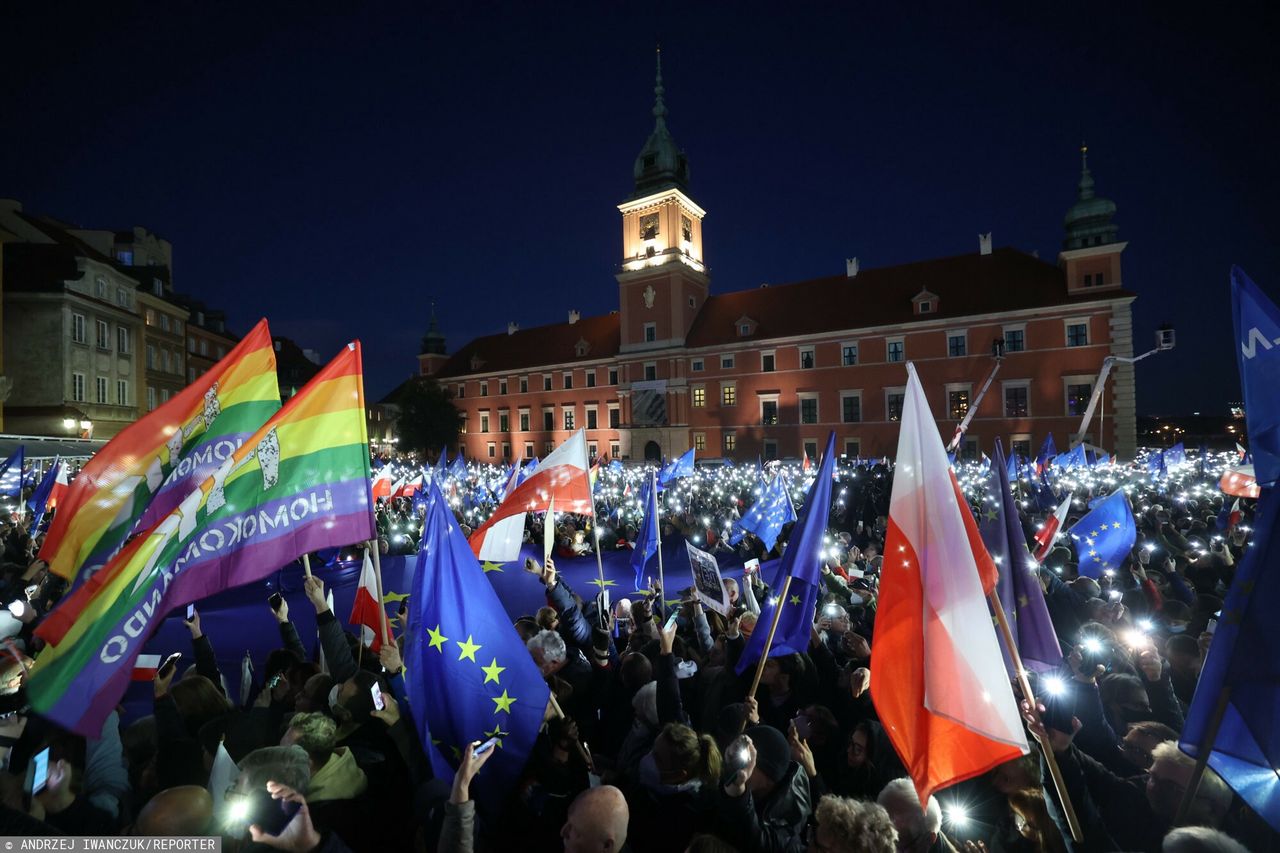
[0,449,1271,852]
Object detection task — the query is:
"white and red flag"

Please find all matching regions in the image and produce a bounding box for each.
[348,551,385,653]
[871,363,1027,806]
[132,654,161,682]
[371,467,394,501]
[1033,494,1073,563]
[469,430,591,561]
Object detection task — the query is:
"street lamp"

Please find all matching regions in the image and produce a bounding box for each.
[62,418,76,431]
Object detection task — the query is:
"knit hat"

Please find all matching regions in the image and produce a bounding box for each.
[746,725,791,783]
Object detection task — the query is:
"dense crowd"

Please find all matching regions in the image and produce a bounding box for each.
[0,450,1271,853]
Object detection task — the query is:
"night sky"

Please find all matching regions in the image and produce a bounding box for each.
[4,3,1277,414]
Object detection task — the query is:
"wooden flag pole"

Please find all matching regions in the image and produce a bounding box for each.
[585,482,608,595]
[548,692,594,771]
[988,590,1083,843]
[301,553,313,579]
[1175,688,1231,825]
[748,575,793,698]
[369,540,392,648]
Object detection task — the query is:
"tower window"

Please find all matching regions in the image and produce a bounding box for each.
[644,323,657,342]
[640,213,659,240]
[681,215,692,242]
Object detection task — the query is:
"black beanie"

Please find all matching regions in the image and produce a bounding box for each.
[746,724,791,783]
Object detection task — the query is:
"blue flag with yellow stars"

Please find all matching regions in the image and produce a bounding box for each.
[729,468,797,552]
[1066,489,1136,579]
[1233,266,1280,487]
[405,480,550,809]
[736,432,836,675]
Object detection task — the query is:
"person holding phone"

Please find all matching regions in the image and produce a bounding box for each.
[440,737,498,853]
[181,605,226,689]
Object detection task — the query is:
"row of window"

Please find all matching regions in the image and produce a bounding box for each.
[470,405,623,434]
[91,275,134,309]
[459,368,622,399]
[187,336,227,359]
[69,373,131,406]
[480,440,622,461]
[144,309,185,336]
[71,315,134,354]
[688,322,1090,373]
[145,344,184,376]
[689,381,1095,422]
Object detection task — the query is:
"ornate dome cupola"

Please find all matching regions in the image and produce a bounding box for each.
[1063,144,1119,250]
[631,47,690,198]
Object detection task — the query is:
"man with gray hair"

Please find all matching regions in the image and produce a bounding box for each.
[527,628,568,677]
[876,778,952,853]
[812,794,898,853]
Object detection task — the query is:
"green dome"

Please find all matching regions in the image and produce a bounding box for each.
[1063,146,1119,250]
[631,48,690,197]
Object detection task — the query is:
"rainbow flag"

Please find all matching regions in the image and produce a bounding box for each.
[29,342,375,736]
[40,319,280,585]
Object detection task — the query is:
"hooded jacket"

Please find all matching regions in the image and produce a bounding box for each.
[716,760,812,853]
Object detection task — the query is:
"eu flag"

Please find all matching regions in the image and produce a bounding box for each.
[729,469,796,552]
[658,447,696,488]
[980,441,1062,673]
[1181,488,1280,831]
[1035,433,1057,474]
[27,458,61,531]
[1233,266,1280,487]
[0,446,23,498]
[631,472,661,590]
[405,481,550,809]
[1066,489,1136,579]
[736,432,836,675]
[1054,444,1087,471]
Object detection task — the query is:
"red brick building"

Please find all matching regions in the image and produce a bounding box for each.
[424,60,1137,464]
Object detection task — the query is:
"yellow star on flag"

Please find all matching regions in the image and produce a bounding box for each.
[481,658,505,684]
[492,690,517,714]
[588,578,617,589]
[789,594,801,606]
[1112,521,1122,529]
[481,561,505,573]
[427,625,448,653]
[382,591,409,605]
[484,724,509,749]
[457,635,482,663]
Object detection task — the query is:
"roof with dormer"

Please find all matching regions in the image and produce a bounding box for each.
[434,313,621,378]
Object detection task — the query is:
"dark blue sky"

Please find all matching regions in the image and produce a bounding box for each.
[4,2,1277,412]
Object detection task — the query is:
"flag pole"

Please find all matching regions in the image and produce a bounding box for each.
[585,456,607,595]
[369,539,392,648]
[988,589,1083,843]
[748,575,793,697]
[548,693,594,771]
[301,553,313,579]
[652,471,665,605]
[1175,688,1231,825]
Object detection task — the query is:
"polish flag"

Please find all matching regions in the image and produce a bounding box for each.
[132,654,162,681]
[371,467,394,500]
[348,551,385,653]
[470,430,592,560]
[1220,466,1261,499]
[802,451,811,475]
[1226,498,1243,529]
[47,463,69,510]
[871,363,1027,806]
[396,473,424,498]
[1033,494,1073,563]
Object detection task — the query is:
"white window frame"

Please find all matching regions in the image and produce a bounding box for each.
[95,276,107,299]
[146,385,156,411]
[690,358,704,372]
[643,322,657,342]
[840,341,858,366]
[944,382,973,420]
[946,329,968,358]
[487,442,496,459]
[479,381,489,397]
[498,409,510,432]
[759,393,780,426]
[585,405,598,430]
[844,438,861,459]
[71,313,86,344]
[885,385,906,421]
[520,375,529,393]
[96,375,108,404]
[607,403,620,428]
[693,432,707,452]
[798,391,820,425]
[721,381,737,407]
[1063,317,1090,347]
[544,374,553,391]
[760,350,776,372]
[1002,323,1027,353]
[799,345,816,369]
[886,336,905,363]
[71,372,85,402]
[610,442,621,459]
[563,371,574,389]
[116,379,129,406]
[96,319,110,350]
[839,390,863,424]
[720,354,735,370]
[803,439,819,462]
[722,431,737,452]
[1002,379,1031,418]
[691,384,706,408]
[479,412,490,433]
[524,442,535,458]
[1062,375,1095,417]
[499,379,508,395]
[643,362,657,381]
[563,405,576,431]
[542,406,555,430]
[518,408,531,432]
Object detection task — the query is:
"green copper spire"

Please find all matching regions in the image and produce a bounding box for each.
[421,302,446,355]
[632,46,690,198]
[1063,142,1119,250]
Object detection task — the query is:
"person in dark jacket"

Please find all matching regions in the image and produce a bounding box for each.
[715,724,812,853]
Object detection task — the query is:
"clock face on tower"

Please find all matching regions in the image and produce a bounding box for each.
[640,213,659,240]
